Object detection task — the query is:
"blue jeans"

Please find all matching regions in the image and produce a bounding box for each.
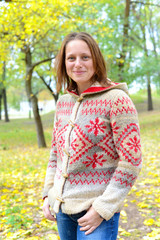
[56,209,120,240]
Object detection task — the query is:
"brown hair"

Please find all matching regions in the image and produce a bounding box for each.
[55,32,111,92]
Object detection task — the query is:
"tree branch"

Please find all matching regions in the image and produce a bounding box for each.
[32,57,54,69]
[37,73,53,93]
[36,71,59,102]
[128,35,145,50]
[131,1,160,8]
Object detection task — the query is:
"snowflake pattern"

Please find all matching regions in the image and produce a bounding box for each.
[82,153,106,169]
[85,117,107,136]
[110,121,120,134]
[126,135,141,153]
[55,118,62,128]
[70,138,81,151]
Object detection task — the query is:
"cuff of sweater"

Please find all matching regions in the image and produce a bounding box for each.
[42,188,49,200]
[43,196,48,200]
[92,201,113,221]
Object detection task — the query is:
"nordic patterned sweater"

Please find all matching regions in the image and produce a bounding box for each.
[43,82,142,221]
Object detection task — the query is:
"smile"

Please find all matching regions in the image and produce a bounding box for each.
[73,71,86,74]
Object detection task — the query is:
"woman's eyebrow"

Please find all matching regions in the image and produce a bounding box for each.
[66,52,91,56]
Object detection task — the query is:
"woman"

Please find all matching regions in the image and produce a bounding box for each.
[42,32,142,240]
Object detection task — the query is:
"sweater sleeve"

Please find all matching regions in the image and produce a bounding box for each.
[92,90,142,220]
[42,113,58,199]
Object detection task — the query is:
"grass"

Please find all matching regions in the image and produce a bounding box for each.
[0,112,55,150]
[130,90,160,112]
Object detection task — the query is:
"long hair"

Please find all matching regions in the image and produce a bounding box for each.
[55,32,111,93]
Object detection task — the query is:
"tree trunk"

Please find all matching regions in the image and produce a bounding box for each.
[31,94,47,147]
[54,93,59,102]
[2,62,9,122]
[143,39,153,111]
[25,48,47,148]
[147,75,153,111]
[134,6,154,111]
[3,88,9,122]
[29,99,32,119]
[0,94,2,120]
[118,0,130,81]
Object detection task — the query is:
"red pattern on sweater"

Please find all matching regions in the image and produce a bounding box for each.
[48,159,57,169]
[57,101,75,109]
[68,178,111,185]
[113,170,137,187]
[69,124,94,164]
[82,153,107,168]
[68,170,115,185]
[97,132,119,160]
[117,123,142,166]
[110,97,136,117]
[83,99,112,107]
[56,124,68,160]
[85,117,107,136]
[82,108,109,116]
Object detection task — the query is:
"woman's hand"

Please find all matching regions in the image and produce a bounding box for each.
[42,197,56,221]
[77,206,103,235]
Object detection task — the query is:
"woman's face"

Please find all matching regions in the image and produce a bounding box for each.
[65,40,95,90]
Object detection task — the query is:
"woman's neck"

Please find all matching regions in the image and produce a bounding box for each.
[77,82,93,95]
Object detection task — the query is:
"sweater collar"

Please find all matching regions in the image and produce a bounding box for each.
[67,82,128,98]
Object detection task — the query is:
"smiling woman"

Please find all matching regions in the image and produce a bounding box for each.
[42,32,142,240]
[65,40,95,95]
[55,32,110,93]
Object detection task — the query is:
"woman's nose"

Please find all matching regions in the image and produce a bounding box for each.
[75,58,82,67]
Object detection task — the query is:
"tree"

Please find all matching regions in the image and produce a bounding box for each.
[0,86,3,120]
[147,4,160,94]
[0,0,105,146]
[2,62,9,121]
[129,0,160,110]
[0,62,9,122]
[0,0,72,147]
[118,0,131,82]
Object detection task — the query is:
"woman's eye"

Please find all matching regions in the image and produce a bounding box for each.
[83,56,89,60]
[67,56,75,61]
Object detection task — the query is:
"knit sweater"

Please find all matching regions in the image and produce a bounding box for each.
[43,82,142,221]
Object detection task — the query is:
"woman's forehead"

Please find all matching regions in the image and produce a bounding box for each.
[65,40,91,55]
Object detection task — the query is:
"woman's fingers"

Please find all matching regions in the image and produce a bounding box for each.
[85,226,95,235]
[79,225,90,231]
[44,207,55,221]
[46,213,55,221]
[78,214,89,225]
[79,224,97,235]
[78,206,103,235]
[42,198,56,221]
[78,221,87,227]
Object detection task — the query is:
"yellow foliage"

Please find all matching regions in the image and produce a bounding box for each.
[119,227,131,237]
[124,203,128,207]
[144,218,155,226]
[48,234,60,240]
[145,228,160,239]
[120,210,127,217]
[137,202,149,208]
[0,0,83,60]
[107,54,113,59]
[25,237,40,240]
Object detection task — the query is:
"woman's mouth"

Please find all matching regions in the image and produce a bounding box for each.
[73,71,85,75]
